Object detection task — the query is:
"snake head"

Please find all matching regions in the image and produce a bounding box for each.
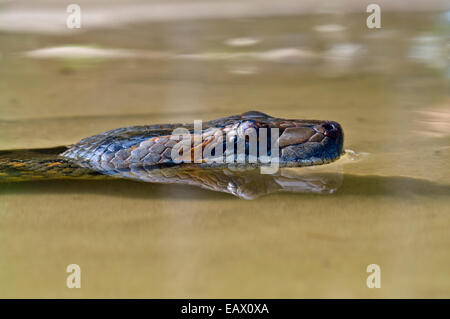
[277,120,344,166]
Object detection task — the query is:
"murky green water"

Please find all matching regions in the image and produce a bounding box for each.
[0,6,449,297]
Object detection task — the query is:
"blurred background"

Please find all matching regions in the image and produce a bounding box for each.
[0,0,449,298]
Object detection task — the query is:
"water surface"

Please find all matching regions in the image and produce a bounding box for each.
[0,8,449,297]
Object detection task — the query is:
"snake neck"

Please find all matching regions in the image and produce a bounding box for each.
[0,146,106,182]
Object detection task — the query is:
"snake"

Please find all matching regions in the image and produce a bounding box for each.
[0,111,344,198]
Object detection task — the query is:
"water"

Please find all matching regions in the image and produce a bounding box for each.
[0,4,449,297]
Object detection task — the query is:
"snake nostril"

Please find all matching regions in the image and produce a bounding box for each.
[322,122,341,139]
[322,123,334,133]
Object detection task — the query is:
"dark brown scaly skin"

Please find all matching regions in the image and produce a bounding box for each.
[0,111,344,198]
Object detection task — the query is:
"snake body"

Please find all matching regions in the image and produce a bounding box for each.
[0,111,344,198]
